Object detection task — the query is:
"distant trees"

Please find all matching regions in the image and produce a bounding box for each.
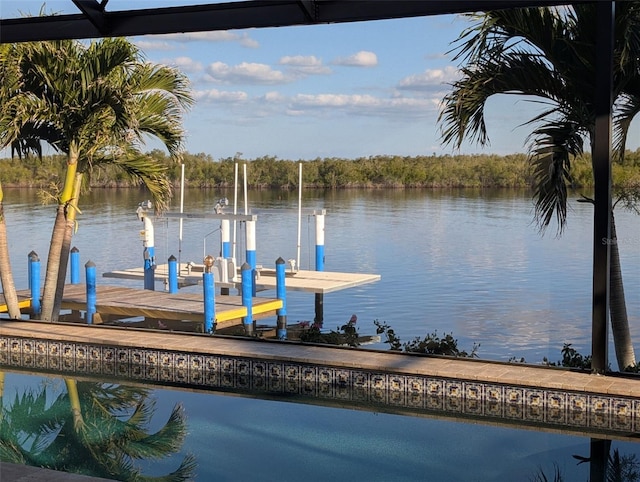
[1,150,639,190]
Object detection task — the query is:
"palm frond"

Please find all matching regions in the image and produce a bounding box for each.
[527,120,584,235]
[439,52,565,148]
[132,62,194,110]
[110,150,173,212]
[613,88,640,163]
[122,403,188,460]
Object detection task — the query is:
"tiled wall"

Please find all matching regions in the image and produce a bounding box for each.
[1,335,639,438]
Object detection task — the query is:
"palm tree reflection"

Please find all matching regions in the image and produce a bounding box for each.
[0,375,195,481]
[531,438,640,482]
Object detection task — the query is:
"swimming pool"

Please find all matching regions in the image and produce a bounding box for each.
[1,369,638,481]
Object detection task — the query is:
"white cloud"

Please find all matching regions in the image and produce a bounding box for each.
[279,55,332,76]
[288,92,437,117]
[204,61,288,84]
[279,55,322,67]
[333,51,378,67]
[238,33,260,49]
[148,30,259,47]
[398,66,459,92]
[194,89,249,103]
[263,91,286,103]
[166,56,203,73]
[134,39,176,51]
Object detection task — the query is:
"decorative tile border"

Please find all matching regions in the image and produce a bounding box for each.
[1,335,639,437]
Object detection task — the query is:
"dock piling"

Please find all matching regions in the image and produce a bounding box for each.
[168,255,178,294]
[241,262,253,335]
[275,257,287,340]
[27,250,37,290]
[246,220,257,296]
[203,255,216,333]
[314,211,325,325]
[85,260,96,324]
[29,252,40,316]
[70,247,80,284]
[221,219,231,296]
[138,201,155,291]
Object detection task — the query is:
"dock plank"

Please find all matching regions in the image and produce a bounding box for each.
[19,284,282,327]
[104,264,381,294]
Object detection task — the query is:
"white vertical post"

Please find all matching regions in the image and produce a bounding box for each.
[246,220,256,269]
[221,219,231,258]
[296,162,302,270]
[178,163,185,267]
[243,163,248,216]
[232,162,238,260]
[315,211,325,271]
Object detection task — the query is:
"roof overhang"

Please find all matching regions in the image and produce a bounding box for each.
[1,0,578,43]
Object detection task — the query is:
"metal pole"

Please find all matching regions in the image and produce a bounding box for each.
[232,162,238,260]
[179,163,185,267]
[591,0,614,374]
[297,162,302,270]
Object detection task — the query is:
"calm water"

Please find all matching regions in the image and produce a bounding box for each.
[5,187,639,363]
[1,188,639,480]
[1,370,638,481]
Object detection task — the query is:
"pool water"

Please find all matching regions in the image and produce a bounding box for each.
[2,370,638,481]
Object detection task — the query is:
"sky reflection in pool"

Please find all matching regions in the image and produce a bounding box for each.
[4,371,637,482]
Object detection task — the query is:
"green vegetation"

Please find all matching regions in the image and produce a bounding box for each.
[542,343,593,370]
[2,149,640,190]
[299,318,360,347]
[373,320,480,358]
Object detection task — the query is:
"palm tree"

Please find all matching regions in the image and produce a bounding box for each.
[0,44,24,320]
[0,186,20,320]
[438,4,640,371]
[0,38,193,322]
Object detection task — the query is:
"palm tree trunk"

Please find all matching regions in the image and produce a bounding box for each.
[64,378,84,431]
[0,185,21,319]
[609,212,635,371]
[53,172,83,319]
[41,149,79,322]
[40,206,67,321]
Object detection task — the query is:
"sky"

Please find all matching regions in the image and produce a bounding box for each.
[2,1,639,161]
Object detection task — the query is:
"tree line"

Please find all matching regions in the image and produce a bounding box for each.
[2,149,640,190]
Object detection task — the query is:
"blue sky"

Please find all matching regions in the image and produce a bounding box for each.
[3,1,639,160]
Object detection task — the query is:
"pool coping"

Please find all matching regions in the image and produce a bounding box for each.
[1,320,640,440]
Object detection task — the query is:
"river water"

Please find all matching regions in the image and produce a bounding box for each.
[5,187,638,363]
[2,187,639,481]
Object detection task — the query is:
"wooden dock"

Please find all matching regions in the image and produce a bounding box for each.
[0,293,32,313]
[6,285,282,331]
[103,263,381,293]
